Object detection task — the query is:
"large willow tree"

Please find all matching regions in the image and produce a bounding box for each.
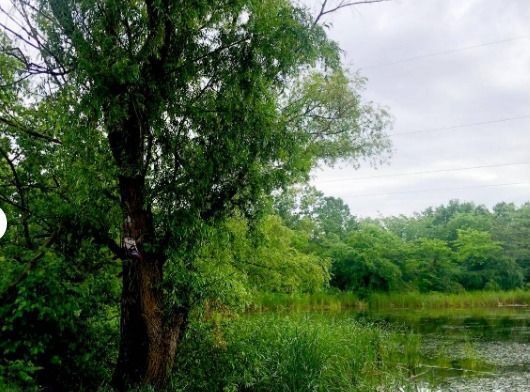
[0,0,390,388]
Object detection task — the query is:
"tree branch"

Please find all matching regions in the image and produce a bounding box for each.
[0,144,32,247]
[0,116,62,144]
[313,0,391,27]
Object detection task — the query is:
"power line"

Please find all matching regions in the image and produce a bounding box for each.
[389,115,530,137]
[342,182,530,199]
[316,162,530,184]
[357,36,530,70]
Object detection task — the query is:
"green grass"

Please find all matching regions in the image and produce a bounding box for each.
[250,289,530,311]
[169,313,421,392]
[249,291,365,312]
[369,289,530,309]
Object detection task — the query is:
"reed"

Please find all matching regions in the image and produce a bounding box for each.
[369,289,530,309]
[249,291,365,312]
[170,313,421,391]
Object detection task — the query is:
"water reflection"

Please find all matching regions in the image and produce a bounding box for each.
[356,308,530,342]
[355,307,530,391]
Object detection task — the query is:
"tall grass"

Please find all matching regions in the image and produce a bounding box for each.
[170,313,421,392]
[249,291,365,312]
[251,289,530,311]
[369,289,530,309]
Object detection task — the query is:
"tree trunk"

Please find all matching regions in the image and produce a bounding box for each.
[106,99,190,389]
[111,176,188,390]
[112,256,187,390]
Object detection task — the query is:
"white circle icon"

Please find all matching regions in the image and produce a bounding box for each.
[0,208,7,239]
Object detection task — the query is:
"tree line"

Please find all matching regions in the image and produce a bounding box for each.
[182,188,530,300]
[273,188,530,295]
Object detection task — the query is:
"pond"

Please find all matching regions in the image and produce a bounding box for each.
[356,307,530,391]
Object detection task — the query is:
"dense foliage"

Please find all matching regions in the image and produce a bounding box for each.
[275,189,529,295]
[190,190,529,301]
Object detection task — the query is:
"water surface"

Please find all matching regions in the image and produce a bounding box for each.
[356,307,530,391]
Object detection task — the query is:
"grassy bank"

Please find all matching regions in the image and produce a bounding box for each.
[249,291,365,312]
[249,289,530,311]
[169,313,421,392]
[369,289,530,309]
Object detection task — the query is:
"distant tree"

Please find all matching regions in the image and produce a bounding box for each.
[380,213,432,241]
[275,185,357,238]
[406,239,461,292]
[492,202,530,283]
[444,211,493,242]
[313,196,357,238]
[455,229,523,290]
[241,215,330,293]
[330,224,403,295]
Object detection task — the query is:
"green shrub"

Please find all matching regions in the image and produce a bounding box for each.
[0,247,120,391]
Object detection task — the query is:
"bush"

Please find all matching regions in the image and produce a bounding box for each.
[0,246,120,391]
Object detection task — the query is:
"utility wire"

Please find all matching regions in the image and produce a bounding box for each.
[357,36,530,70]
[389,115,530,136]
[316,162,530,184]
[342,182,530,199]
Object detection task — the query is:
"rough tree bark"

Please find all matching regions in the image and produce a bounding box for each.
[107,108,188,390]
[112,227,187,389]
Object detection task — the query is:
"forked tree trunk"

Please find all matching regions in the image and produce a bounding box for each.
[110,173,188,389]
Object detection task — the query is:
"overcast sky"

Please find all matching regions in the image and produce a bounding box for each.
[305,0,530,217]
